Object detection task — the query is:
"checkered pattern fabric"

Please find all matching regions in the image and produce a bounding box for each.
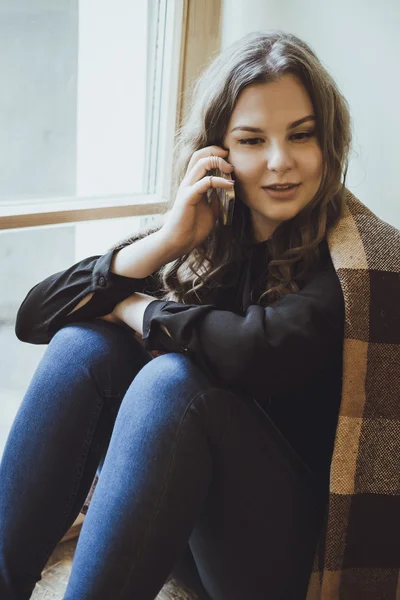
[306,189,400,599]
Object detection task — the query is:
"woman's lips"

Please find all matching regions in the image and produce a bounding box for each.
[262,184,301,200]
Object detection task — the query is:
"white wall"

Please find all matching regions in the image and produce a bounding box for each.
[221,0,400,229]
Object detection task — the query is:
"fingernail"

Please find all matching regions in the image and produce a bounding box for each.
[228,179,235,183]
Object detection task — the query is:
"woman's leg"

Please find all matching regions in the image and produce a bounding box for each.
[189,397,328,600]
[64,353,327,600]
[0,320,152,599]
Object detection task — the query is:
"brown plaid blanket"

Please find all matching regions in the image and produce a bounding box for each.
[306,188,400,599]
[82,188,400,599]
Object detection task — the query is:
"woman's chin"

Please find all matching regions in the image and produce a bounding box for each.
[258,205,301,223]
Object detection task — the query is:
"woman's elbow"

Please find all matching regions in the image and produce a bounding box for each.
[14,310,50,345]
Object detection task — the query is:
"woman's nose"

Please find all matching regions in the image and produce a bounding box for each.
[265,142,295,171]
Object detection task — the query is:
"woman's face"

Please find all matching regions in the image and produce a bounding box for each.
[223,74,323,242]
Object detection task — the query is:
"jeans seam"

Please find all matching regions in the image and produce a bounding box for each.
[206,388,235,450]
[102,389,124,399]
[60,396,104,536]
[119,386,231,597]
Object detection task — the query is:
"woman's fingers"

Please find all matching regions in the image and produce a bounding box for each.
[160,145,234,253]
[192,175,235,199]
[185,155,234,187]
[178,148,235,206]
[185,146,230,176]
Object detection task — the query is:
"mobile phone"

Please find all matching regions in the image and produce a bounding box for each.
[206,167,235,226]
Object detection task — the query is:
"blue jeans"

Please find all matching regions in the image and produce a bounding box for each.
[0,320,328,599]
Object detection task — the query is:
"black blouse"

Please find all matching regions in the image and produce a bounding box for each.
[15,234,345,487]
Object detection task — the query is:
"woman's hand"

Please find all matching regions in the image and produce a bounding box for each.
[98,312,122,325]
[97,293,156,334]
[160,145,235,255]
[99,309,166,358]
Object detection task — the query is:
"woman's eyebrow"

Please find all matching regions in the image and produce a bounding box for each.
[229,115,316,134]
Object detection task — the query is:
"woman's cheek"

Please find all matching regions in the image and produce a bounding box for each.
[302,145,323,172]
[234,166,260,185]
[228,147,263,183]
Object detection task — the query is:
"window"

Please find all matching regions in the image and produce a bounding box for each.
[0,0,185,228]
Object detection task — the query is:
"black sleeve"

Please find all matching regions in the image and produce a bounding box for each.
[141,265,345,400]
[15,235,164,345]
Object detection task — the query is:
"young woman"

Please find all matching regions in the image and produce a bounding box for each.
[0,30,351,599]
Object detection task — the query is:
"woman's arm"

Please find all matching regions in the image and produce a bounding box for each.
[67,228,183,318]
[98,264,345,403]
[139,265,345,399]
[109,228,183,279]
[16,144,236,345]
[98,293,157,334]
[98,294,168,358]
[15,229,177,345]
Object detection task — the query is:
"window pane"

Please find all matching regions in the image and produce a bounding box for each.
[0,0,153,204]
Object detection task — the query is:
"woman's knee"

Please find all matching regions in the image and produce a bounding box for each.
[47,321,150,394]
[121,353,233,447]
[49,320,133,363]
[127,353,230,423]
[133,353,212,399]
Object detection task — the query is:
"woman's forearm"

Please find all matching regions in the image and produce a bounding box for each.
[68,228,179,318]
[112,293,156,335]
[110,227,182,279]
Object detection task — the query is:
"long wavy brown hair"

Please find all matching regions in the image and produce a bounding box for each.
[112,30,353,306]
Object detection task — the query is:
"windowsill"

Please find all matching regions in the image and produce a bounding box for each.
[0,194,168,230]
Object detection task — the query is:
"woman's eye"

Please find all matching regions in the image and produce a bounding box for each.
[238,138,263,145]
[238,131,315,146]
[291,131,315,141]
